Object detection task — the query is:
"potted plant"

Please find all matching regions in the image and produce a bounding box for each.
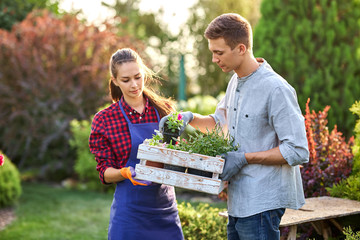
[162,111,183,144]
[162,111,187,172]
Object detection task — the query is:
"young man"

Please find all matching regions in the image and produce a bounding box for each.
[160,13,309,240]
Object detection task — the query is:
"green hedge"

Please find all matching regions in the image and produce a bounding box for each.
[0,152,21,208]
[178,202,227,240]
[69,119,114,192]
[254,0,360,137]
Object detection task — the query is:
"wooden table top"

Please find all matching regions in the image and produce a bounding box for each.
[219,196,360,227]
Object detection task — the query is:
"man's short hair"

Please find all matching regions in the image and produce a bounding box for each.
[204,13,253,50]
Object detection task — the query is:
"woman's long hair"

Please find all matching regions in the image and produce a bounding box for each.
[109,48,175,117]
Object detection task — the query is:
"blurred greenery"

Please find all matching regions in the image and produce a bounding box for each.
[254,0,360,137]
[0,0,60,30]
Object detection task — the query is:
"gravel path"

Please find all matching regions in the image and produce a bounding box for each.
[0,207,15,231]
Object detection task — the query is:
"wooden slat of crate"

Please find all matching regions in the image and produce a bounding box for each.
[135,164,225,195]
[137,143,224,173]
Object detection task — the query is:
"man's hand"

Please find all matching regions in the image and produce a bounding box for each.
[220,151,248,181]
[159,111,194,134]
[120,166,152,186]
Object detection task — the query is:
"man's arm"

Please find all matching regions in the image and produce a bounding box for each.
[245,147,287,165]
[189,114,217,133]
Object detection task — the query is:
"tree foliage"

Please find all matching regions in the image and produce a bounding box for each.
[0,10,144,172]
[0,0,60,31]
[184,0,262,97]
[102,0,181,98]
[254,0,360,137]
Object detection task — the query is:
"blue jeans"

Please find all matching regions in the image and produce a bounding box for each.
[227,208,285,240]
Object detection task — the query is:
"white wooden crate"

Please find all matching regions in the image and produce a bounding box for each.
[135,141,226,195]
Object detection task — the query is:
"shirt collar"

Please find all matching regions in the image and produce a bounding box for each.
[120,96,150,114]
[237,58,266,82]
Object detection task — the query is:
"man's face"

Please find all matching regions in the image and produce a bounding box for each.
[208,37,241,73]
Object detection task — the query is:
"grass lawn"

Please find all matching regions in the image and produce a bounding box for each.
[0,183,227,240]
[0,182,113,240]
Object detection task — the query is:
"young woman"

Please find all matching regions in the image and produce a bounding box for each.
[89,48,184,240]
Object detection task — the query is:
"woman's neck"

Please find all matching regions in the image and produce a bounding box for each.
[124,95,145,114]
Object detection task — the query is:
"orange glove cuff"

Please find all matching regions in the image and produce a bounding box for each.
[120,167,148,186]
[120,167,132,179]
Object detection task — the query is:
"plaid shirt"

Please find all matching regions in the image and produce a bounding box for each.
[89,97,159,184]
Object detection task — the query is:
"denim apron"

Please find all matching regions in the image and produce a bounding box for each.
[108,102,183,240]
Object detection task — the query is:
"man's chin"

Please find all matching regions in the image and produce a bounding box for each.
[221,68,232,73]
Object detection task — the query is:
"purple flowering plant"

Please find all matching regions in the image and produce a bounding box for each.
[165,111,184,133]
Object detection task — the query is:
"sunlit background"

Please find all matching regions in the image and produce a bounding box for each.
[59,0,196,34]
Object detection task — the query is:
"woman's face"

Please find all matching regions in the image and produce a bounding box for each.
[112,61,145,102]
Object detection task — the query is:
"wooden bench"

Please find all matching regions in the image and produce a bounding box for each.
[219,196,360,239]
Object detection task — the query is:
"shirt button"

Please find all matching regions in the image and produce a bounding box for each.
[129,112,132,115]
[234,108,237,111]
[140,116,142,119]
[232,126,235,129]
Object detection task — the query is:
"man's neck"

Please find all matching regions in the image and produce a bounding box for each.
[234,55,260,78]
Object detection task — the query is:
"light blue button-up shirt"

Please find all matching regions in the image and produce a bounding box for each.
[212,59,309,217]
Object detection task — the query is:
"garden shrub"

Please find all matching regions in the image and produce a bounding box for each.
[70,118,114,192]
[177,202,227,240]
[302,98,353,197]
[0,152,22,208]
[349,101,360,174]
[327,175,360,201]
[327,101,360,201]
[0,10,144,173]
[343,227,360,240]
[254,0,360,137]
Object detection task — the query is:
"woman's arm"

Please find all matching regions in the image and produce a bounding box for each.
[104,167,126,184]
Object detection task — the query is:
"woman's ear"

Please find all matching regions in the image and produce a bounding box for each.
[110,76,118,86]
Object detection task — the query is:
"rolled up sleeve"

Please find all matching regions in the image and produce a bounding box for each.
[270,86,309,166]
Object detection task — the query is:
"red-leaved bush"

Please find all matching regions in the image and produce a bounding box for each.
[0,10,144,173]
[301,98,354,197]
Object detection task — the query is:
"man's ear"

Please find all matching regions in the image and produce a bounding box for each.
[236,43,247,55]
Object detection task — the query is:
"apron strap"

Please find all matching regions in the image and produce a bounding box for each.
[118,99,160,125]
